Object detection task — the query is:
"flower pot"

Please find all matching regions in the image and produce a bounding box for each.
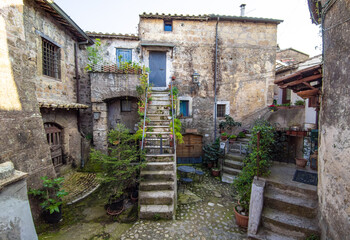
[139,107,145,113]
[207,162,214,169]
[106,198,125,216]
[221,136,228,141]
[42,207,62,224]
[211,169,220,177]
[295,158,307,168]
[234,205,249,228]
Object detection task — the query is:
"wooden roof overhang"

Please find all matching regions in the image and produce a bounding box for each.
[274,64,322,99]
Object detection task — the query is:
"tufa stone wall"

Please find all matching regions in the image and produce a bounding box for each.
[0,0,56,188]
[318,0,350,239]
[139,18,278,142]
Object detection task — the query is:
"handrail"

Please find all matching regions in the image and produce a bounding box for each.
[141,86,148,151]
[171,81,176,152]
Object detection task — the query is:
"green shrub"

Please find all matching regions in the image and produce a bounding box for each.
[294,100,305,106]
[203,138,223,167]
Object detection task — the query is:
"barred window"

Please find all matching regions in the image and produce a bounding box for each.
[42,38,61,79]
[217,104,226,117]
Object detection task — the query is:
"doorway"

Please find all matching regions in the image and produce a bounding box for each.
[149,51,167,87]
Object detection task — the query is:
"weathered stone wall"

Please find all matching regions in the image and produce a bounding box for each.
[0,0,56,188]
[318,0,350,239]
[108,97,139,133]
[139,18,278,142]
[276,48,309,64]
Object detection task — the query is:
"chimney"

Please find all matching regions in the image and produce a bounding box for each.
[240,4,246,17]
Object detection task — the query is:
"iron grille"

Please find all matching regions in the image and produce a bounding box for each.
[217,104,226,117]
[42,38,61,79]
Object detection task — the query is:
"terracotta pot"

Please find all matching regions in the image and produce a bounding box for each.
[221,136,228,141]
[130,191,138,203]
[207,162,214,169]
[211,169,220,177]
[295,158,307,168]
[234,205,249,228]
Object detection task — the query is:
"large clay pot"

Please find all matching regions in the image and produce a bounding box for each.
[295,158,307,168]
[211,169,220,177]
[42,206,62,224]
[234,205,249,228]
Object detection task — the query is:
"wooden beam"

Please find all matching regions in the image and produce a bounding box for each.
[280,74,322,88]
[302,82,316,90]
[297,89,320,99]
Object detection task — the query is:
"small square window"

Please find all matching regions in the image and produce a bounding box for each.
[116,49,132,66]
[217,104,226,117]
[180,100,189,117]
[42,38,60,79]
[121,100,131,112]
[164,20,172,31]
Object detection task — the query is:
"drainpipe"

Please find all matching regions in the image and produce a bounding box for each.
[214,17,219,141]
[74,42,85,168]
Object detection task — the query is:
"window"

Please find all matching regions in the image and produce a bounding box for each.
[116,49,132,65]
[217,104,226,117]
[42,38,60,79]
[121,99,131,112]
[180,100,189,117]
[164,20,173,31]
[282,88,291,104]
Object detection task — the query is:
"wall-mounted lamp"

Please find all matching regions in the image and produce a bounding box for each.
[192,72,200,86]
[93,112,101,120]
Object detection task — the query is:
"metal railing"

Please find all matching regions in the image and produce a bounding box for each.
[170,81,176,153]
[141,86,148,151]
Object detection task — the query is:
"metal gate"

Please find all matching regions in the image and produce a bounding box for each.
[44,123,63,167]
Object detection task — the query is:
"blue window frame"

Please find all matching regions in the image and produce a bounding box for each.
[180,100,189,117]
[116,49,132,65]
[164,20,172,31]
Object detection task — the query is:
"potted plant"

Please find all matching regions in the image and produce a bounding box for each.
[203,138,223,169]
[211,167,220,177]
[90,124,146,215]
[221,132,229,141]
[295,139,310,168]
[29,176,68,224]
[233,120,275,228]
[219,115,242,135]
[229,134,237,143]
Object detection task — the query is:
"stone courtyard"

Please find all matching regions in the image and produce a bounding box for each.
[38,168,247,240]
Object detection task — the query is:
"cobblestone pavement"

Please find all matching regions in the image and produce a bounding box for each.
[120,172,248,240]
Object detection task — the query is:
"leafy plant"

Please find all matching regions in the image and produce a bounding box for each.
[90,124,145,202]
[221,132,228,137]
[294,100,305,106]
[85,38,103,71]
[229,134,237,139]
[29,177,68,214]
[203,138,223,167]
[170,118,184,144]
[233,119,275,213]
[219,115,242,130]
[237,132,246,138]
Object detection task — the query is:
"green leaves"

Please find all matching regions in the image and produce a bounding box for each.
[203,138,223,166]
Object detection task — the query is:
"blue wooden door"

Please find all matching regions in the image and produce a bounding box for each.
[149,52,166,87]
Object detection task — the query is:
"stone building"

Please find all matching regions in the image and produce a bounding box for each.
[0,0,93,188]
[308,0,350,239]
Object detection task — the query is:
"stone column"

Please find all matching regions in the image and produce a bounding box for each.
[92,102,108,153]
[0,161,38,240]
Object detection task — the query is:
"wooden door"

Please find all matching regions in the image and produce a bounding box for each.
[177,134,203,158]
[44,123,63,167]
[149,51,166,87]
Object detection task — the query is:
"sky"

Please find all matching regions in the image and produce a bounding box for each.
[55,0,322,57]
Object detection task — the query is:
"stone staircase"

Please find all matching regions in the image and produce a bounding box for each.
[221,135,250,184]
[139,90,177,220]
[251,180,319,239]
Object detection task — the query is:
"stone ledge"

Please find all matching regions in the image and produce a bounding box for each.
[0,161,28,191]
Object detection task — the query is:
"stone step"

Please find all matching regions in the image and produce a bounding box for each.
[265,181,317,199]
[147,108,170,115]
[145,146,174,154]
[144,162,174,171]
[140,170,174,181]
[148,120,171,126]
[264,186,318,219]
[224,159,243,169]
[221,173,236,184]
[146,132,171,138]
[146,126,170,132]
[145,137,170,145]
[250,229,296,240]
[151,95,170,100]
[146,154,175,162]
[139,204,174,220]
[222,166,241,176]
[148,114,171,121]
[225,153,245,161]
[140,180,174,191]
[139,190,174,205]
[149,100,170,106]
[262,207,319,239]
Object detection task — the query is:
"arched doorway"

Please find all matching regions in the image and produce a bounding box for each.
[44,123,63,167]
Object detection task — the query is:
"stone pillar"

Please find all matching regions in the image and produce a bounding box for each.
[0,161,38,240]
[92,102,108,153]
[248,176,266,236]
